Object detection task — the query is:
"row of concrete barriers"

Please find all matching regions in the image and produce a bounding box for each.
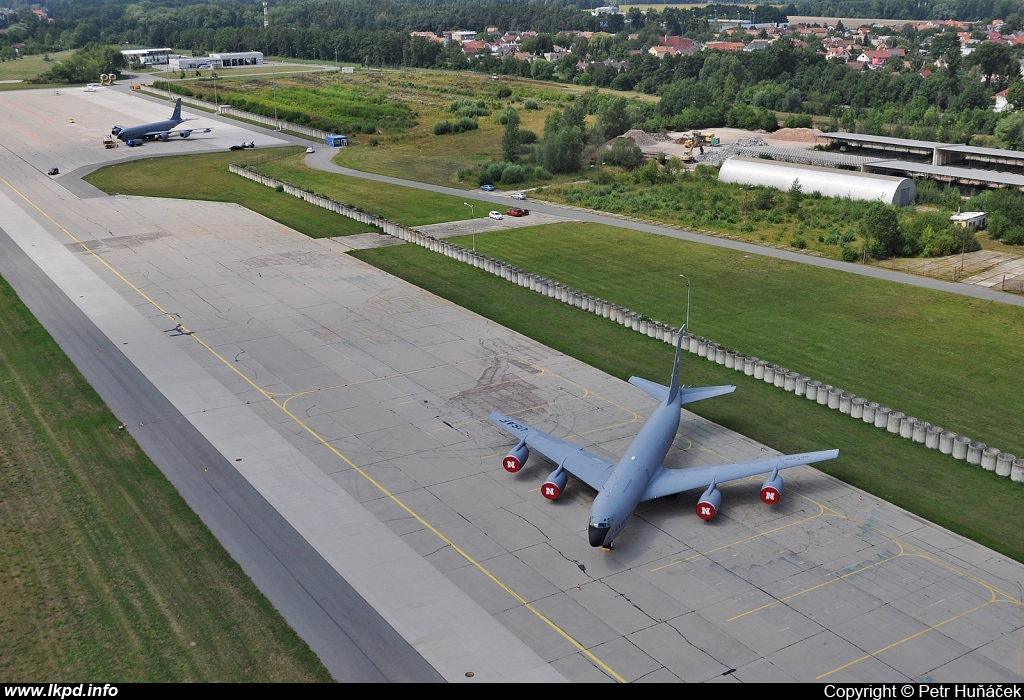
[230,164,1023,483]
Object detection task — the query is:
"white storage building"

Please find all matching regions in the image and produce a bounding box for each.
[719,156,917,206]
[169,56,221,71]
[209,51,264,67]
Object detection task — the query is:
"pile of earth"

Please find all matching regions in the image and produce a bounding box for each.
[770,127,822,143]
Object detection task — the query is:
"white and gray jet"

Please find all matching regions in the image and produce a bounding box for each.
[490,330,839,548]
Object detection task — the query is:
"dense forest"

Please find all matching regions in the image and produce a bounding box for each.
[4,0,1023,143]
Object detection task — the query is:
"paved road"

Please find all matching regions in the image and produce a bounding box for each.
[300,150,1024,308]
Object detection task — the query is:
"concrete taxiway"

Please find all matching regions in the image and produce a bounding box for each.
[3,87,1024,682]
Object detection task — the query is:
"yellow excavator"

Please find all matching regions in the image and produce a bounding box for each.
[681,131,718,163]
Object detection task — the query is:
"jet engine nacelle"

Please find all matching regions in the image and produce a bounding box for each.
[503,440,529,473]
[696,484,722,521]
[111,126,124,136]
[156,132,170,141]
[541,467,567,500]
[760,473,784,505]
[180,130,192,138]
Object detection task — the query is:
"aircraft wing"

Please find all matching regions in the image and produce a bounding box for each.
[488,411,616,492]
[640,449,839,501]
[137,127,211,138]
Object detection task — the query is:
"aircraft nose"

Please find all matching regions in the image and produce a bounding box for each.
[588,524,610,548]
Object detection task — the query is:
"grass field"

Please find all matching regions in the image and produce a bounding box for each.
[255,155,489,226]
[330,71,555,186]
[0,51,75,82]
[0,276,331,681]
[83,148,377,238]
[349,240,1024,564]
[326,69,653,187]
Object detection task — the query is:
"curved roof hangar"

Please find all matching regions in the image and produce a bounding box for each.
[719,156,916,206]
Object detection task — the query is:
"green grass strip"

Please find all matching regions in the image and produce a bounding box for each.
[84,148,374,239]
[0,274,331,681]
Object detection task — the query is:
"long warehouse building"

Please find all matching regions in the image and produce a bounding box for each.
[719,156,917,206]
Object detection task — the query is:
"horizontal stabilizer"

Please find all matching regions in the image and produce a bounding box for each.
[678,384,736,405]
[629,377,736,405]
[628,376,670,403]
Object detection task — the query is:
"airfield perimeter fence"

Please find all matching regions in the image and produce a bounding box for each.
[230,163,1024,484]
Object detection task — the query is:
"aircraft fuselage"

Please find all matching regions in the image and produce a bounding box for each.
[115,117,183,143]
[588,397,681,547]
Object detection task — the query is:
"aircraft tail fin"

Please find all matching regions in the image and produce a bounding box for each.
[634,328,734,407]
[667,327,685,402]
[171,98,182,122]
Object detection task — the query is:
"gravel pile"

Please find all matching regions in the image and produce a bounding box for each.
[693,137,769,165]
[620,129,660,147]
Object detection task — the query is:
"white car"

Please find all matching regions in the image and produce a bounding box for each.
[488,211,503,220]
[306,146,315,153]
[510,192,526,200]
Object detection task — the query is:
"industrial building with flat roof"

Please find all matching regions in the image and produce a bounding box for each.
[168,52,264,71]
[121,48,172,66]
[819,132,1024,192]
[719,156,917,206]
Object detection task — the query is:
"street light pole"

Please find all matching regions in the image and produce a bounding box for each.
[273,80,279,130]
[678,274,691,332]
[463,202,476,251]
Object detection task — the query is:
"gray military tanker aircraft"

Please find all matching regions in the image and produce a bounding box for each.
[489,329,839,549]
[111,98,210,146]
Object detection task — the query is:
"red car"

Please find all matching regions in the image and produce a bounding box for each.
[507,207,529,217]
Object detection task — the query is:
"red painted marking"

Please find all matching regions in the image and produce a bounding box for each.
[760,487,781,505]
[542,481,561,500]
[696,501,717,520]
[503,455,522,473]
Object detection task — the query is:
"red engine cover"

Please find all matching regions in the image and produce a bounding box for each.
[696,500,718,520]
[503,455,522,473]
[760,486,781,505]
[541,481,561,500]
